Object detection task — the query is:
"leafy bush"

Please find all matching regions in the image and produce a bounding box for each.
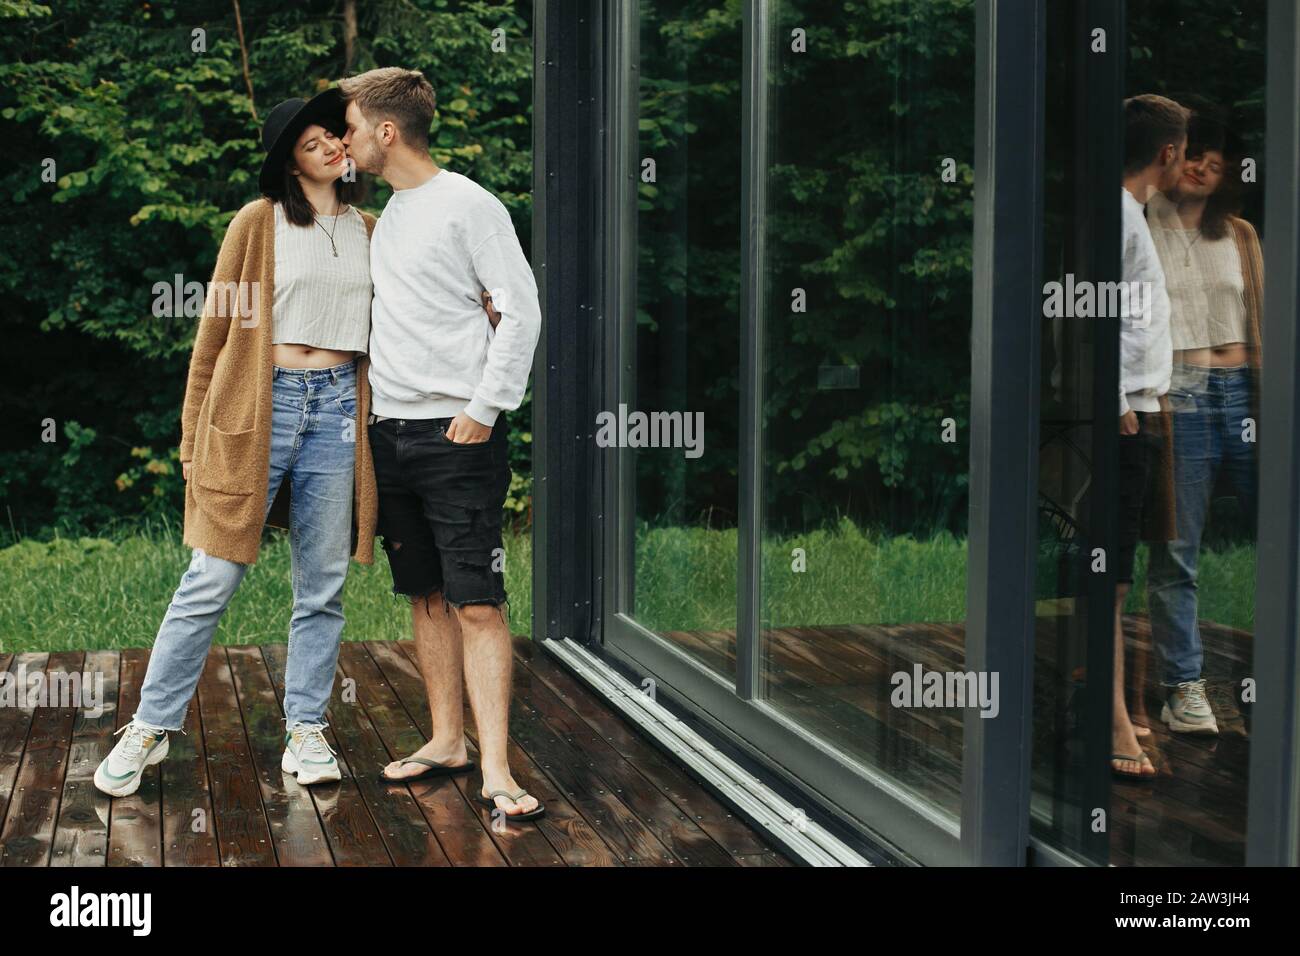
[0,0,534,541]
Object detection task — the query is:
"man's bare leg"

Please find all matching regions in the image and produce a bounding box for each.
[1112,583,1154,776]
[382,592,470,779]
[1129,618,1152,737]
[459,602,538,815]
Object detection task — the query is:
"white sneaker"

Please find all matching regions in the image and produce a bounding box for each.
[93,721,170,797]
[282,722,341,785]
[1161,679,1220,734]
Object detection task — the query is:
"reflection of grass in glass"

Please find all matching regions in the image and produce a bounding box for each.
[632,521,1257,635]
[634,518,967,632]
[0,522,532,654]
[633,523,741,633]
[1126,543,1256,633]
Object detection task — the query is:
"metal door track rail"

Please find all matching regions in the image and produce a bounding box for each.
[539,637,872,867]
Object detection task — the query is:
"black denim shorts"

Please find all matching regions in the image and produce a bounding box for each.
[1116,411,1164,584]
[368,415,511,608]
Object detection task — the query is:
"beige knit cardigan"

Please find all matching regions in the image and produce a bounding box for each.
[179,198,379,566]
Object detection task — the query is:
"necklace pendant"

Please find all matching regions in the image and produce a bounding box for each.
[332,249,339,258]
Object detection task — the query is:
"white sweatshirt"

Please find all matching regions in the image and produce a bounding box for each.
[367,169,542,426]
[1119,187,1172,416]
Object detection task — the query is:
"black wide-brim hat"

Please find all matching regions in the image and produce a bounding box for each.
[258,87,347,197]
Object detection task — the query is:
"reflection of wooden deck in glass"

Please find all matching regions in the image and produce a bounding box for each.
[1089,615,1250,867]
[669,615,1251,866]
[0,638,789,867]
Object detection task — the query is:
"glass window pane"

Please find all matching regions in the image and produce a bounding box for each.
[1032,0,1264,866]
[631,0,743,679]
[758,0,975,818]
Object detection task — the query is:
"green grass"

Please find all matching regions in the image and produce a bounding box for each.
[0,519,532,655]
[0,519,1255,654]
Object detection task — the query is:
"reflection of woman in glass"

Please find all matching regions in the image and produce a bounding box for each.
[1144,108,1262,738]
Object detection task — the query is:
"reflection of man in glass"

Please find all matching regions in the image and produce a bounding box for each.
[1145,107,1262,738]
[1112,94,1187,779]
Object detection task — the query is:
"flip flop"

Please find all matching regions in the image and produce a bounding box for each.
[477,787,546,821]
[1111,751,1156,780]
[381,756,476,783]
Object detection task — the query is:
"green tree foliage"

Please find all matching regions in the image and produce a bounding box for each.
[635,0,974,537]
[0,0,532,539]
[1126,0,1265,224]
[1,0,1269,547]
[633,0,1265,540]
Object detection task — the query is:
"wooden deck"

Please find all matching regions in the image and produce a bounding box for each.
[0,638,790,867]
[669,615,1251,867]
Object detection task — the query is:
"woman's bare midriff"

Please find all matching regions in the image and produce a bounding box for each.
[272,343,357,369]
[1175,342,1250,367]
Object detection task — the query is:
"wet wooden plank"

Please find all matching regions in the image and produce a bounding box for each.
[336,642,502,866]
[368,639,578,867]
[0,653,46,838]
[389,637,622,866]
[107,648,162,866]
[0,651,84,866]
[266,647,444,868]
[734,851,796,866]
[517,639,786,861]
[158,660,221,867]
[225,647,333,866]
[257,643,393,866]
[196,647,274,866]
[402,637,681,866]
[50,649,118,866]
[509,642,736,865]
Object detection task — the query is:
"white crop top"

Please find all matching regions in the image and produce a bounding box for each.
[272,203,372,352]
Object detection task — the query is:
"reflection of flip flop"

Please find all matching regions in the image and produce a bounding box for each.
[477,787,546,821]
[381,756,476,783]
[1111,752,1156,780]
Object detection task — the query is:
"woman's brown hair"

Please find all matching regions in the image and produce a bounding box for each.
[274,164,366,227]
[1184,107,1247,241]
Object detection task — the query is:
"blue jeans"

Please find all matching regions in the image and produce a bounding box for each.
[1147,364,1256,685]
[135,361,358,730]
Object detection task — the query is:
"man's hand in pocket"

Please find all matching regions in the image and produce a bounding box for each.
[446,412,491,444]
[481,289,501,330]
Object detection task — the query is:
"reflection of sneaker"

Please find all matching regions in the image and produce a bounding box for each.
[282,722,340,785]
[1161,679,1219,735]
[94,721,170,797]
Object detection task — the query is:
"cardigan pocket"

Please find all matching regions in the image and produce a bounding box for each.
[196,423,259,496]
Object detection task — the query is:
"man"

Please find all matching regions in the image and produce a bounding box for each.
[1111,93,1187,779]
[339,68,545,818]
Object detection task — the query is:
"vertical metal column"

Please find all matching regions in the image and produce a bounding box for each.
[1075,0,1125,865]
[532,0,603,646]
[961,0,1048,866]
[736,0,771,701]
[1247,0,1300,868]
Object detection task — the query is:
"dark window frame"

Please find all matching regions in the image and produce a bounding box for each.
[531,0,1300,867]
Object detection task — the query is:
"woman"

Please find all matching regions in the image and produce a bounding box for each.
[1142,107,1262,740]
[93,90,380,796]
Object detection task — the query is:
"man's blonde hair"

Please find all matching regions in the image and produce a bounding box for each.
[339,67,436,149]
[1124,93,1189,175]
